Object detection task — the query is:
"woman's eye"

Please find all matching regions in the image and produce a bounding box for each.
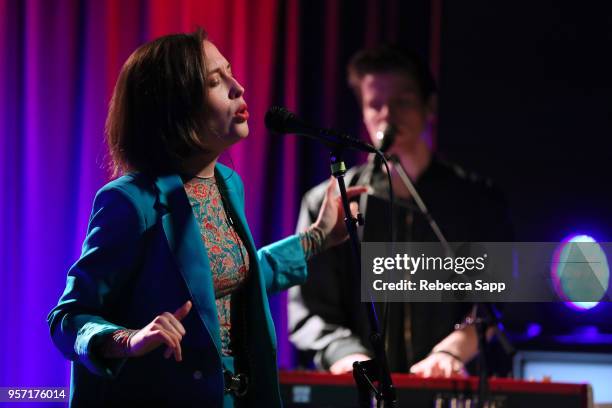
[208,77,220,87]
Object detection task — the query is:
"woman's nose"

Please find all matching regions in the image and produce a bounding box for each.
[230,78,245,99]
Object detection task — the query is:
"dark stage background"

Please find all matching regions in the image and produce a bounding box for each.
[1,0,611,390]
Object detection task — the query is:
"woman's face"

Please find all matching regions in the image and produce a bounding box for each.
[200,40,249,151]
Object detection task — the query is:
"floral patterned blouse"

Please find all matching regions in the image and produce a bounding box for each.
[184,175,324,356]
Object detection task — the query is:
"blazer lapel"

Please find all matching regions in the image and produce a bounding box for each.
[154,174,222,356]
[214,167,277,348]
[213,166,261,285]
[213,167,256,252]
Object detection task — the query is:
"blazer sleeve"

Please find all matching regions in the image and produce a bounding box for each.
[47,186,146,378]
[258,235,308,294]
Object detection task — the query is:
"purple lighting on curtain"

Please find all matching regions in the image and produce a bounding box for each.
[1,0,88,388]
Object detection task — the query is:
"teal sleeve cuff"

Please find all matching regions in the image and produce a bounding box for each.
[75,320,128,379]
[258,234,308,293]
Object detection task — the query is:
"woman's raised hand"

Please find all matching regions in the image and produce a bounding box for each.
[314,177,368,250]
[128,300,192,362]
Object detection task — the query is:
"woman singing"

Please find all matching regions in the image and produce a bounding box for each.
[47,29,365,407]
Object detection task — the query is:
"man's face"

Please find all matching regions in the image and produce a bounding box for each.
[359,72,432,151]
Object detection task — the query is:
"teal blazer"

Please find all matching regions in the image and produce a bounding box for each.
[48,163,308,407]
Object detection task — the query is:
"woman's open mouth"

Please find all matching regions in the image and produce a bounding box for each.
[234,104,249,122]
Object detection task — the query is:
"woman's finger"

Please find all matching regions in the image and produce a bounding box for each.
[151,329,178,352]
[345,185,368,199]
[157,315,184,339]
[159,326,182,362]
[174,340,183,362]
[324,177,336,198]
[163,312,186,336]
[163,329,182,362]
[174,300,192,321]
[150,328,180,361]
[328,184,367,201]
[160,329,182,361]
[349,202,359,218]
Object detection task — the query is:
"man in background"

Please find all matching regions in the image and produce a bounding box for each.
[289,45,513,377]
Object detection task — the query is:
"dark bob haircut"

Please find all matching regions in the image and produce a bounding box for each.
[105,29,209,177]
[347,44,437,104]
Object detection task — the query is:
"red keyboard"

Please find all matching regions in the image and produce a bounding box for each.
[280,371,592,407]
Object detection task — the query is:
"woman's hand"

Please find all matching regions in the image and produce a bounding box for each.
[128,300,192,362]
[409,351,468,378]
[314,177,368,250]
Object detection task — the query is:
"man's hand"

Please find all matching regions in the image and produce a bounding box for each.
[329,353,371,375]
[409,351,467,378]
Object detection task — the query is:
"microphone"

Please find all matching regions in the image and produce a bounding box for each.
[265,106,377,153]
[377,123,397,153]
[373,123,397,170]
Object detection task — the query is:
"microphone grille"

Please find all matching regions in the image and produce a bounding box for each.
[379,124,397,153]
[265,106,295,133]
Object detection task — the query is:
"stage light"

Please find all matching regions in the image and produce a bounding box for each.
[551,234,609,311]
[526,322,542,338]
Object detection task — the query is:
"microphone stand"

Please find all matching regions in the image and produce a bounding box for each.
[387,155,452,258]
[329,149,396,408]
[465,303,516,408]
[475,305,490,408]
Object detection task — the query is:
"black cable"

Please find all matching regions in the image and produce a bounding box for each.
[374,150,395,344]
